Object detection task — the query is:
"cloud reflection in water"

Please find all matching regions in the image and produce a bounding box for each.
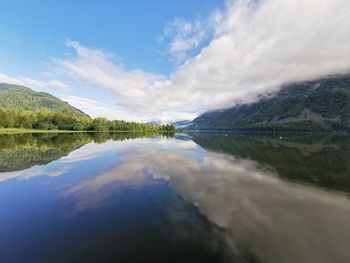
[60,137,350,263]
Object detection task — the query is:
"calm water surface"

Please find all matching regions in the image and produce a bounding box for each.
[0,132,350,263]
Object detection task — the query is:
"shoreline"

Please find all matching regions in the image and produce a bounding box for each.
[0,128,178,134]
[0,128,347,135]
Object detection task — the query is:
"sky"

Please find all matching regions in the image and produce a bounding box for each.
[0,0,350,122]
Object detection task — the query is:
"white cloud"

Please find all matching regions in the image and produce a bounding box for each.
[0,72,70,91]
[163,0,350,112]
[52,0,350,122]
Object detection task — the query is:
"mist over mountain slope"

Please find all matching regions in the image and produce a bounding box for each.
[190,74,350,132]
[0,83,88,117]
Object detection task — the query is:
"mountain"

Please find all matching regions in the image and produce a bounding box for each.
[172,120,193,129]
[191,74,350,132]
[0,83,88,117]
[147,121,162,126]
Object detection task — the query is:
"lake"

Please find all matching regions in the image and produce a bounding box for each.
[0,132,350,263]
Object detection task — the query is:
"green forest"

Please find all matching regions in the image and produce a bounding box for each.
[0,108,176,132]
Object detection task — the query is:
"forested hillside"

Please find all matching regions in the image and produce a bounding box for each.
[0,83,87,117]
[191,74,350,132]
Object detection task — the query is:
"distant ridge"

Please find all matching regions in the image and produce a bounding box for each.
[0,83,88,117]
[172,120,193,129]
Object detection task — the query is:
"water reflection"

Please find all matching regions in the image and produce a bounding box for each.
[0,132,167,173]
[192,133,350,192]
[0,133,88,172]
[0,133,349,263]
[60,136,350,262]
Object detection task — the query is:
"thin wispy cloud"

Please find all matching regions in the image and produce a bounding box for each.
[159,17,212,64]
[0,72,70,91]
[57,40,164,100]
[60,95,161,122]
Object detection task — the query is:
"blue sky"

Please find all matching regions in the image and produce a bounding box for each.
[0,0,224,76]
[0,0,349,122]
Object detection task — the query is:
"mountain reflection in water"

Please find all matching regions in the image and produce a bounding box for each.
[0,132,349,263]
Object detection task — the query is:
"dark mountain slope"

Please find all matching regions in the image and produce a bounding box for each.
[191,74,350,132]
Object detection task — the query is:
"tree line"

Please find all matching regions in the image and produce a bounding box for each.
[0,108,176,132]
